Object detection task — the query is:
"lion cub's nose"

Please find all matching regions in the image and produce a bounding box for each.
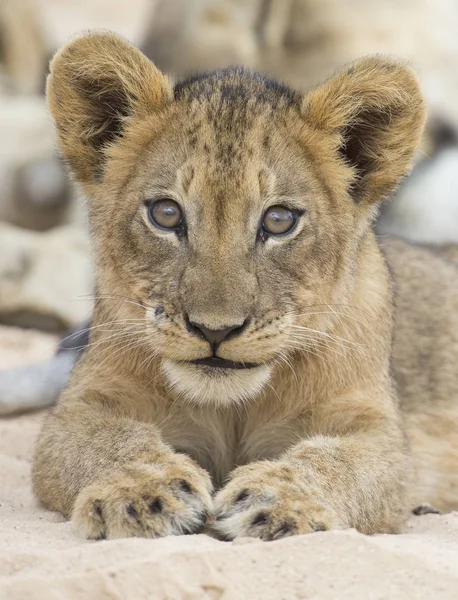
[185,317,249,353]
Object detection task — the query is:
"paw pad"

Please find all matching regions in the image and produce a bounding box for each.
[178,479,193,493]
[93,501,103,519]
[149,498,163,514]
[252,511,269,526]
[309,520,327,532]
[126,503,138,518]
[198,508,209,523]
[272,521,294,539]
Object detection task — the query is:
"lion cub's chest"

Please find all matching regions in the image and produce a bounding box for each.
[160,408,301,487]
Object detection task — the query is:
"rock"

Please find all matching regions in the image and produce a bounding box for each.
[0,95,80,231]
[35,0,152,50]
[0,325,72,415]
[0,352,77,416]
[0,325,57,370]
[377,148,458,244]
[143,0,458,116]
[0,0,78,232]
[142,0,259,78]
[0,0,47,95]
[0,224,93,331]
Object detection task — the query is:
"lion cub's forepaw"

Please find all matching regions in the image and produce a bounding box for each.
[72,454,213,539]
[213,461,342,541]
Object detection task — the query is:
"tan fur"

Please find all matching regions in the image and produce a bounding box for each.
[382,239,458,512]
[33,33,457,541]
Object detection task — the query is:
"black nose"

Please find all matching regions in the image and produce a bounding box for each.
[185,317,249,352]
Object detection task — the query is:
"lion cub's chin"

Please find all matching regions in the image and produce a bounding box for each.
[161,359,272,406]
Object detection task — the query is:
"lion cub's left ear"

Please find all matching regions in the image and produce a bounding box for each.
[301,57,426,205]
[47,32,173,186]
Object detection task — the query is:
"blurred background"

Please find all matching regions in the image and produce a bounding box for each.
[0,0,458,396]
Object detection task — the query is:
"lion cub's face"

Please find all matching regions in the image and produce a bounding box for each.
[100,78,356,403]
[48,34,425,404]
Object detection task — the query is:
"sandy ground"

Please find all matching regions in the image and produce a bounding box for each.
[0,326,457,599]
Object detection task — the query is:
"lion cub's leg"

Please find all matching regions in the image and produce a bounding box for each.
[214,396,409,540]
[32,387,213,540]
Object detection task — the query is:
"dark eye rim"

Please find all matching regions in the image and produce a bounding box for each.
[144,198,185,232]
[259,205,304,240]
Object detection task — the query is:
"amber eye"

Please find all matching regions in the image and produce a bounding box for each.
[147,199,183,230]
[262,205,297,236]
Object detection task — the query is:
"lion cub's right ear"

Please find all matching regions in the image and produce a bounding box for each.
[47,32,172,186]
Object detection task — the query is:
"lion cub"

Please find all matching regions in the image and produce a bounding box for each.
[33,32,458,540]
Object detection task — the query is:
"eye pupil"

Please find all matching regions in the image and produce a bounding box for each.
[148,199,183,230]
[262,205,296,236]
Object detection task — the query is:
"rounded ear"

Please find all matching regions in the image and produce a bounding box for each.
[47,32,173,185]
[301,56,426,205]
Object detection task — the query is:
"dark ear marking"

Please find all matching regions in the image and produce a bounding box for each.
[47,32,172,186]
[302,56,426,205]
[338,107,395,202]
[79,84,132,150]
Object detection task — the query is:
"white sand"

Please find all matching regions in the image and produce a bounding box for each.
[0,326,458,599]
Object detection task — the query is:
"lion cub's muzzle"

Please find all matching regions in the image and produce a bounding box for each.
[184,314,258,369]
[160,313,274,404]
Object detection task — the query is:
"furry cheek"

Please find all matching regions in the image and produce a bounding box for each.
[161,359,272,406]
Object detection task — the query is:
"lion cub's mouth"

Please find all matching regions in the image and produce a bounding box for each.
[162,358,271,404]
[189,357,260,370]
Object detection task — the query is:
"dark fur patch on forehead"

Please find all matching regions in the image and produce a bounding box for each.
[173,67,300,109]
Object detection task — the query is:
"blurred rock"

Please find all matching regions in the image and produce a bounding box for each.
[0,325,66,415]
[0,223,93,331]
[378,148,458,244]
[35,0,154,49]
[144,0,458,119]
[0,351,77,415]
[0,325,57,370]
[0,95,80,231]
[0,321,88,414]
[142,0,260,78]
[15,156,70,212]
[0,0,82,233]
[0,0,47,95]
[377,118,458,244]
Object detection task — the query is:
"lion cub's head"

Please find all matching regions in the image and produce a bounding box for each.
[48,33,425,404]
